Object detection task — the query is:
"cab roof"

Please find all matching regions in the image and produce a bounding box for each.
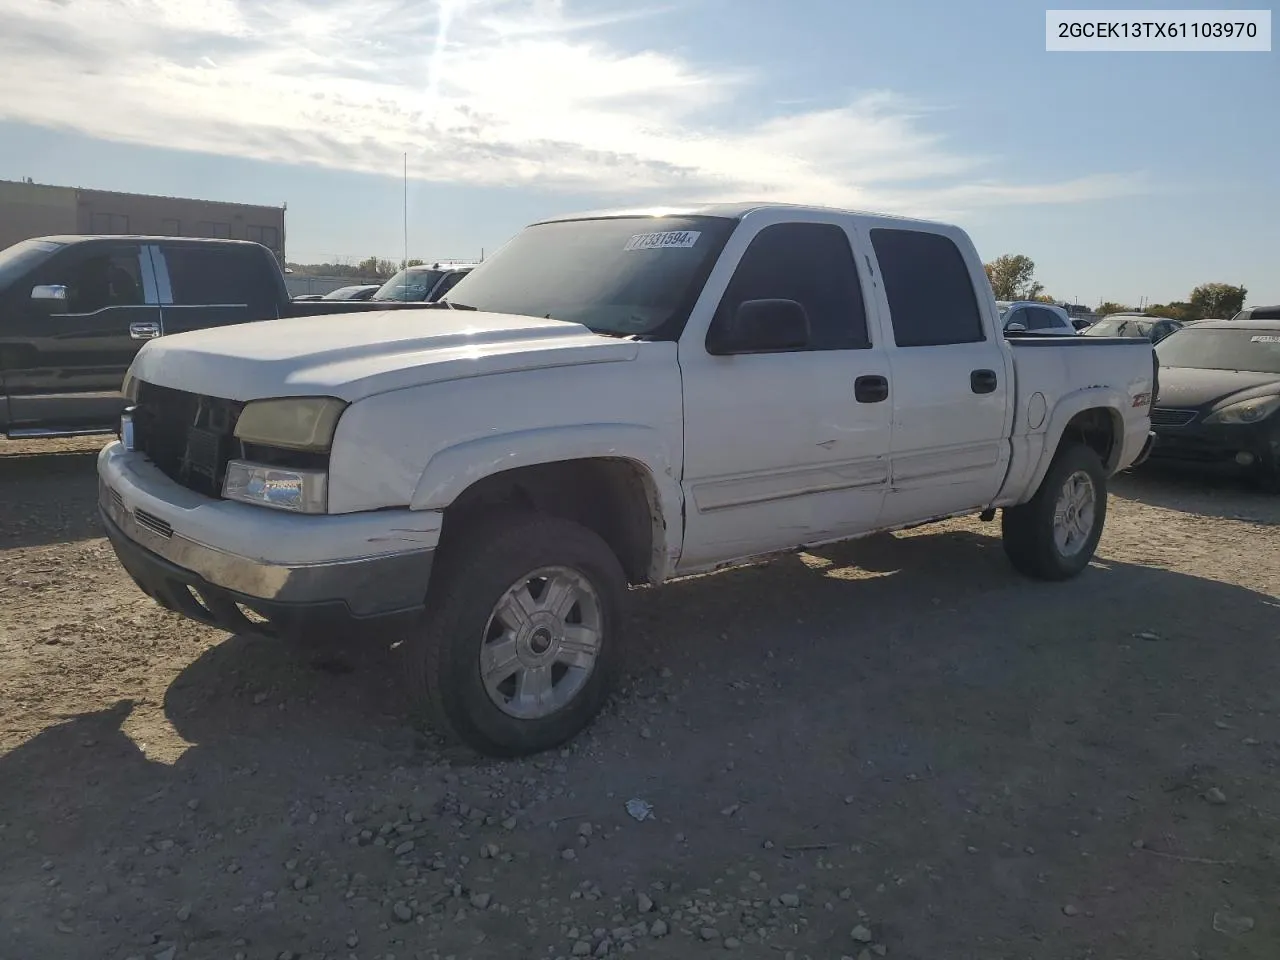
[533,201,956,231]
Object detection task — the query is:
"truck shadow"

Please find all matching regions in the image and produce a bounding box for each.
[0,444,104,548]
[2,528,1279,958]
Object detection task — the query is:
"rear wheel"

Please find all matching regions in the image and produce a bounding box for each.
[404,512,626,757]
[1002,443,1107,581]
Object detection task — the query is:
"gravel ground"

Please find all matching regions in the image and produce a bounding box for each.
[1,436,1278,960]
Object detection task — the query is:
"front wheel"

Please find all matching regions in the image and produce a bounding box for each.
[1001,443,1108,581]
[404,512,626,757]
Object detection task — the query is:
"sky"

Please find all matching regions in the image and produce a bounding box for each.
[0,0,1276,307]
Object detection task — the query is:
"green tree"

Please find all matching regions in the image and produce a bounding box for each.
[1189,283,1247,320]
[1097,301,1133,317]
[984,254,1043,301]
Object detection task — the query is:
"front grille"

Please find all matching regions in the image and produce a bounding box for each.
[133,383,244,497]
[1150,407,1198,427]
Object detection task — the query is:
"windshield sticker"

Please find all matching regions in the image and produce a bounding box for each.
[624,231,701,251]
[1250,335,1280,343]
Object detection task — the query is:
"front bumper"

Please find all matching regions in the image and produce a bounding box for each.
[97,442,440,638]
[1149,418,1280,470]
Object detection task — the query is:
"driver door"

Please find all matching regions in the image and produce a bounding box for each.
[4,242,160,432]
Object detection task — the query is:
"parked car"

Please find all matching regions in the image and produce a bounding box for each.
[98,203,1156,756]
[1228,305,1280,322]
[1083,314,1182,344]
[0,236,442,439]
[323,284,380,301]
[996,300,1077,334]
[1147,318,1280,490]
[371,264,476,303]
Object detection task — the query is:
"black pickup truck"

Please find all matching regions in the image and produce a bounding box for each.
[0,236,437,439]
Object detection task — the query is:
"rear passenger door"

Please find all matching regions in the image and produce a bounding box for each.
[152,243,280,336]
[678,219,892,569]
[866,227,1012,526]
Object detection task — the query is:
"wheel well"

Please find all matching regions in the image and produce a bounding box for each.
[1061,408,1119,468]
[439,459,659,585]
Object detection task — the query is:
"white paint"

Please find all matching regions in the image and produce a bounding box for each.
[105,202,1156,595]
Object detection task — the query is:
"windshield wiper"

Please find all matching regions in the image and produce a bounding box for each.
[439,299,477,311]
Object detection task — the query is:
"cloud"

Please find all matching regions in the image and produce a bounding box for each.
[0,0,1142,215]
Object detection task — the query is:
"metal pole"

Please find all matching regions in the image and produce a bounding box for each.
[403,153,409,270]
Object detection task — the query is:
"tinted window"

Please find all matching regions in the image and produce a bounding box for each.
[441,216,737,337]
[43,245,144,313]
[712,222,869,351]
[870,229,984,347]
[163,245,268,311]
[431,270,470,301]
[1026,307,1065,331]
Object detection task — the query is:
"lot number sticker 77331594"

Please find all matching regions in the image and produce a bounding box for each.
[624,231,701,251]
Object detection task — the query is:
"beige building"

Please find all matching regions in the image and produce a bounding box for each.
[0,179,286,260]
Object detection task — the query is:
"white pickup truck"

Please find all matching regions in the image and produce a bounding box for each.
[98,203,1157,756]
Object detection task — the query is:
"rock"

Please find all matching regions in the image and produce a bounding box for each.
[721,804,740,817]
[1213,911,1255,936]
[175,903,192,922]
[637,893,654,913]
[851,924,873,943]
[639,727,652,740]
[839,888,853,901]
[572,941,592,956]
[871,946,887,957]
[471,892,492,910]
[650,919,669,937]
[1204,787,1228,805]
[346,932,359,948]
[292,876,309,891]
[394,840,415,856]
[1062,904,1079,917]
[502,816,518,830]
[393,901,413,923]
[186,799,200,811]
[578,823,594,838]
[1131,839,1145,849]
[724,937,741,949]
[699,927,718,941]
[561,849,577,861]
[154,948,177,960]
[780,893,800,908]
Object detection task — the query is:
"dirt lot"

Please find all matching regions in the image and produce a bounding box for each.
[1,436,1278,960]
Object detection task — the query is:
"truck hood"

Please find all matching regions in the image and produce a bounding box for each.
[127,310,640,402]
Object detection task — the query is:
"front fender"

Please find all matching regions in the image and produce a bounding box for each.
[409,423,684,574]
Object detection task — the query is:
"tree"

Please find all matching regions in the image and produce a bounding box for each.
[1189,283,1247,320]
[984,254,1043,301]
[1097,302,1133,317]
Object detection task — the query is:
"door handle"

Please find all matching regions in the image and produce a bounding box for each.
[970,369,998,394]
[854,375,889,404]
[130,321,161,340]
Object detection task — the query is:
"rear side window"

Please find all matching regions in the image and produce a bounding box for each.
[714,222,870,350]
[163,245,272,313]
[1026,307,1065,331]
[870,229,984,347]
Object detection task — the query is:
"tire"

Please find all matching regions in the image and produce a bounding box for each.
[1001,443,1108,581]
[405,511,626,757]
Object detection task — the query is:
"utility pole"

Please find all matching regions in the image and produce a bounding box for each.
[403,153,409,271]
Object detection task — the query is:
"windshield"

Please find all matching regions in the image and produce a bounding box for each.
[1086,316,1152,337]
[439,215,738,337]
[0,239,62,290]
[372,267,445,302]
[1156,328,1280,374]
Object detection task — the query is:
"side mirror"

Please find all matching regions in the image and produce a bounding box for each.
[709,299,810,355]
[31,284,67,302]
[1005,321,1027,333]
